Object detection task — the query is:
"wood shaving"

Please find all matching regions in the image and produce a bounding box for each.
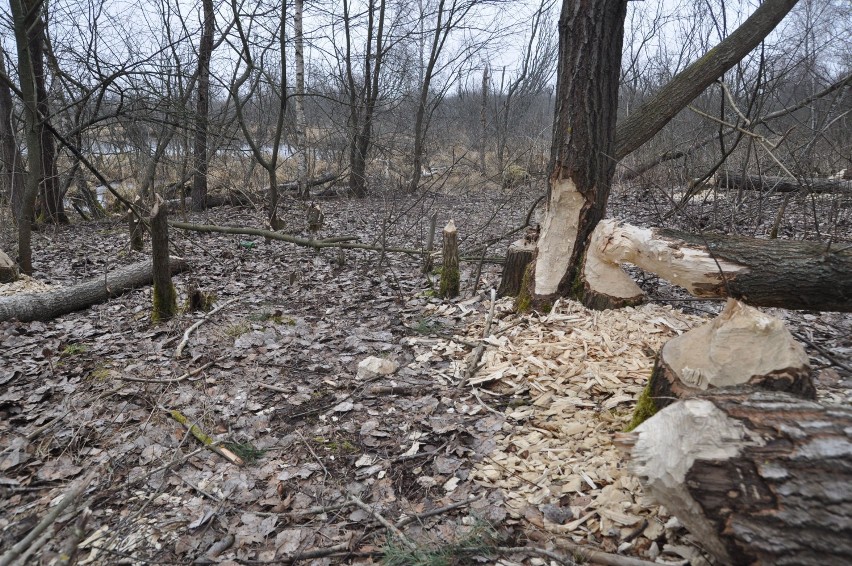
[458,298,705,545]
[0,274,55,297]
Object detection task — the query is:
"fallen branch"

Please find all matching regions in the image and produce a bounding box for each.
[456,289,497,392]
[347,495,416,550]
[167,408,244,466]
[552,540,661,566]
[0,472,95,566]
[119,359,220,384]
[175,298,240,358]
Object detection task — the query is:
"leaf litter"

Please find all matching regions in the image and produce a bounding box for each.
[0,189,849,565]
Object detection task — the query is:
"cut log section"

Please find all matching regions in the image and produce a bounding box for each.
[716,171,852,194]
[0,258,188,322]
[619,390,852,566]
[0,249,18,283]
[649,299,814,409]
[583,219,852,312]
[497,239,534,297]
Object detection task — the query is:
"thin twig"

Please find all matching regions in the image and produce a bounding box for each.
[175,297,240,358]
[119,358,221,383]
[395,496,481,528]
[456,288,497,392]
[347,495,416,550]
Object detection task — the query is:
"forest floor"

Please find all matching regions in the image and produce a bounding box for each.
[1,180,850,565]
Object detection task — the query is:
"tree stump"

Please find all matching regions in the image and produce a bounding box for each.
[497,239,535,297]
[440,219,459,298]
[0,249,19,283]
[307,202,324,232]
[619,390,852,566]
[150,197,178,322]
[422,212,438,274]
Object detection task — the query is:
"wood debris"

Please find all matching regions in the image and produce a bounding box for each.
[455,298,705,549]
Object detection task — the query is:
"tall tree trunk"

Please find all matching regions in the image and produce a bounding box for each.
[294,0,309,199]
[10,0,44,274]
[0,46,25,222]
[479,64,489,176]
[28,6,66,224]
[191,0,214,212]
[524,0,627,308]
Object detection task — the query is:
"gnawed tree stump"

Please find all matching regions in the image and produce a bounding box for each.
[0,249,18,283]
[497,239,534,297]
[619,391,852,566]
[150,197,178,323]
[583,219,852,312]
[440,219,459,298]
[0,258,188,322]
[649,300,814,408]
[717,171,852,194]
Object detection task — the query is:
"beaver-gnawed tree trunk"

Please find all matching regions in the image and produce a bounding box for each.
[523,0,801,309]
[522,0,627,310]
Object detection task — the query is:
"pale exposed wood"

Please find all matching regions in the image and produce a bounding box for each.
[583,219,852,312]
[534,178,584,297]
[650,300,814,406]
[0,249,18,283]
[0,258,188,322]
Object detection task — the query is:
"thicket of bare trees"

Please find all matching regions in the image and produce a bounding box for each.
[0,0,849,271]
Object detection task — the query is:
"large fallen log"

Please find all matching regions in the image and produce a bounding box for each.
[716,171,852,194]
[619,390,852,566]
[582,219,852,312]
[0,258,188,322]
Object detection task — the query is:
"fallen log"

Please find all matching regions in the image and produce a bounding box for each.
[618,390,852,566]
[0,258,188,322]
[582,219,852,312]
[278,171,338,192]
[716,171,852,194]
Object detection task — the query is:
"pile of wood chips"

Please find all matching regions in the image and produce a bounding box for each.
[457,298,706,557]
[0,274,54,297]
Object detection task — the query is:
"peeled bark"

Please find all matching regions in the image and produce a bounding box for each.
[582,219,852,312]
[621,391,852,566]
[0,258,187,322]
[717,171,852,194]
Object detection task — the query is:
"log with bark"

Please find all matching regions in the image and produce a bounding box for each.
[0,258,187,322]
[618,390,852,566]
[716,171,852,194]
[278,172,338,192]
[582,219,852,312]
[0,249,18,283]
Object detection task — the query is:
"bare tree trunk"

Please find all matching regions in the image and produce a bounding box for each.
[0,46,25,221]
[294,0,309,199]
[191,0,214,212]
[479,64,489,176]
[10,0,44,274]
[524,0,627,308]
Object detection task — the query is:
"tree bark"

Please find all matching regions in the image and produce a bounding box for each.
[582,219,852,312]
[613,0,799,161]
[150,198,177,322]
[0,258,187,322]
[621,390,852,566]
[191,0,214,212]
[440,219,459,298]
[717,171,852,194]
[0,46,24,222]
[526,0,627,307]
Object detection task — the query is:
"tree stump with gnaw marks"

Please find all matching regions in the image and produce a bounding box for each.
[0,249,18,283]
[440,220,459,298]
[497,239,534,297]
[618,391,852,566]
